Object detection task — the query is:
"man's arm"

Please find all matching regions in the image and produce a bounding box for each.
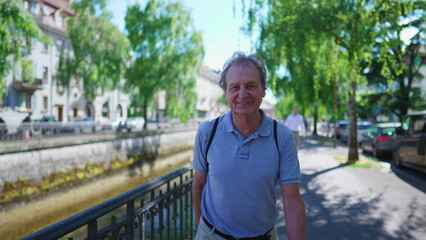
[299,117,306,136]
[282,183,306,240]
[192,171,207,228]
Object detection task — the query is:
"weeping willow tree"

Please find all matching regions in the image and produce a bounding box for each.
[242,0,382,161]
[125,0,204,126]
[241,0,349,137]
[57,0,130,99]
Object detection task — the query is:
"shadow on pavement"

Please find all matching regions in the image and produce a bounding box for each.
[390,165,426,193]
[275,137,423,240]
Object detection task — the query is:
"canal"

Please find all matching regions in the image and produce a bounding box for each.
[0,149,193,240]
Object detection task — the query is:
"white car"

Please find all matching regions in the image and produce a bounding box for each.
[103,117,128,132]
[127,117,145,132]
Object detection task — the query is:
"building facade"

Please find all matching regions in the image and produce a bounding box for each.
[1,0,130,127]
[195,64,228,121]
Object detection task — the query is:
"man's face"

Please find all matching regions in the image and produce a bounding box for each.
[225,62,265,118]
[293,108,299,115]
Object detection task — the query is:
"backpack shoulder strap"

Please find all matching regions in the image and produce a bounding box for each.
[274,119,280,154]
[205,117,220,171]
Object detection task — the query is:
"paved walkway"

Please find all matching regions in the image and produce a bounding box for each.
[276,136,426,240]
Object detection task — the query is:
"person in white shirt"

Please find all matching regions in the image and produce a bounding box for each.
[285,107,306,148]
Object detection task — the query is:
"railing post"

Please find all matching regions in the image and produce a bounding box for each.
[159,190,164,240]
[179,175,183,240]
[190,169,194,239]
[174,182,179,240]
[167,181,171,240]
[140,199,146,240]
[150,190,155,239]
[127,200,135,240]
[87,220,97,239]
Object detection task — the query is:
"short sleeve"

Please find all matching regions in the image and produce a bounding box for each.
[192,120,216,174]
[277,124,301,184]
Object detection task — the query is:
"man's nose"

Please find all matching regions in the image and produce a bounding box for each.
[238,87,248,97]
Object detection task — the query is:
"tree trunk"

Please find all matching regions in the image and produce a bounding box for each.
[333,77,337,148]
[348,79,359,162]
[143,98,148,130]
[313,101,318,136]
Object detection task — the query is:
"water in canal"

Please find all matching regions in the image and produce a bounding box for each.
[0,150,193,240]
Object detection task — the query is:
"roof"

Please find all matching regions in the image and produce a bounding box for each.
[42,0,75,16]
[199,64,220,82]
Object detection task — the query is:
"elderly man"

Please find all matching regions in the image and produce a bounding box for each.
[192,51,306,240]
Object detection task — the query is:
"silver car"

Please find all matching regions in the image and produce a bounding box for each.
[360,122,400,158]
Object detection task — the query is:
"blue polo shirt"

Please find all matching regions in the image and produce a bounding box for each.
[193,110,300,237]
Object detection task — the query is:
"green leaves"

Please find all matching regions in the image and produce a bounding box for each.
[0,0,47,95]
[58,0,130,98]
[125,0,204,124]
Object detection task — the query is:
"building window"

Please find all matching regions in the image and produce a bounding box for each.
[20,93,32,109]
[43,96,48,112]
[56,15,64,28]
[43,67,48,83]
[102,102,109,118]
[42,43,49,53]
[116,105,123,117]
[56,39,64,54]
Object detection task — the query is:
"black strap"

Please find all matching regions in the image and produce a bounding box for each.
[273,119,279,152]
[205,117,220,171]
[202,216,272,240]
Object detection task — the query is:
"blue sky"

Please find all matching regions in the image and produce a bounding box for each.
[107,0,254,71]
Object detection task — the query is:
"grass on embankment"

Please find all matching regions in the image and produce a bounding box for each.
[334,155,391,172]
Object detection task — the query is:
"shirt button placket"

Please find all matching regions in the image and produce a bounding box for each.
[238,142,249,159]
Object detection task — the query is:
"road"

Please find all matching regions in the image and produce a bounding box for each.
[276,136,426,240]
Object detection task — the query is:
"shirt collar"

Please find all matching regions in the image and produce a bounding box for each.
[223,109,273,137]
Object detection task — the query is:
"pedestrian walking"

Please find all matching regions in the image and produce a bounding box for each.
[192,51,306,240]
[22,111,33,139]
[285,107,305,149]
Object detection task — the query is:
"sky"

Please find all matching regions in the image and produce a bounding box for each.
[107,0,254,71]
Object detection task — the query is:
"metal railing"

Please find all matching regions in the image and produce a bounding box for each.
[22,164,195,240]
[0,121,200,142]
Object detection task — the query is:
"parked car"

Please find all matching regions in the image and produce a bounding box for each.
[103,117,129,133]
[360,122,401,158]
[334,120,349,139]
[33,116,62,136]
[392,111,426,173]
[67,117,97,133]
[0,117,7,135]
[17,115,61,136]
[341,121,373,143]
[127,117,145,132]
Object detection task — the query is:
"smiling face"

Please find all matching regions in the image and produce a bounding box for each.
[225,62,266,118]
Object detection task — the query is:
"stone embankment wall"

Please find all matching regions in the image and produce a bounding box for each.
[0,128,197,203]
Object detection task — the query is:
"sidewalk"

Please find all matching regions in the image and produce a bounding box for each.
[276,136,426,240]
